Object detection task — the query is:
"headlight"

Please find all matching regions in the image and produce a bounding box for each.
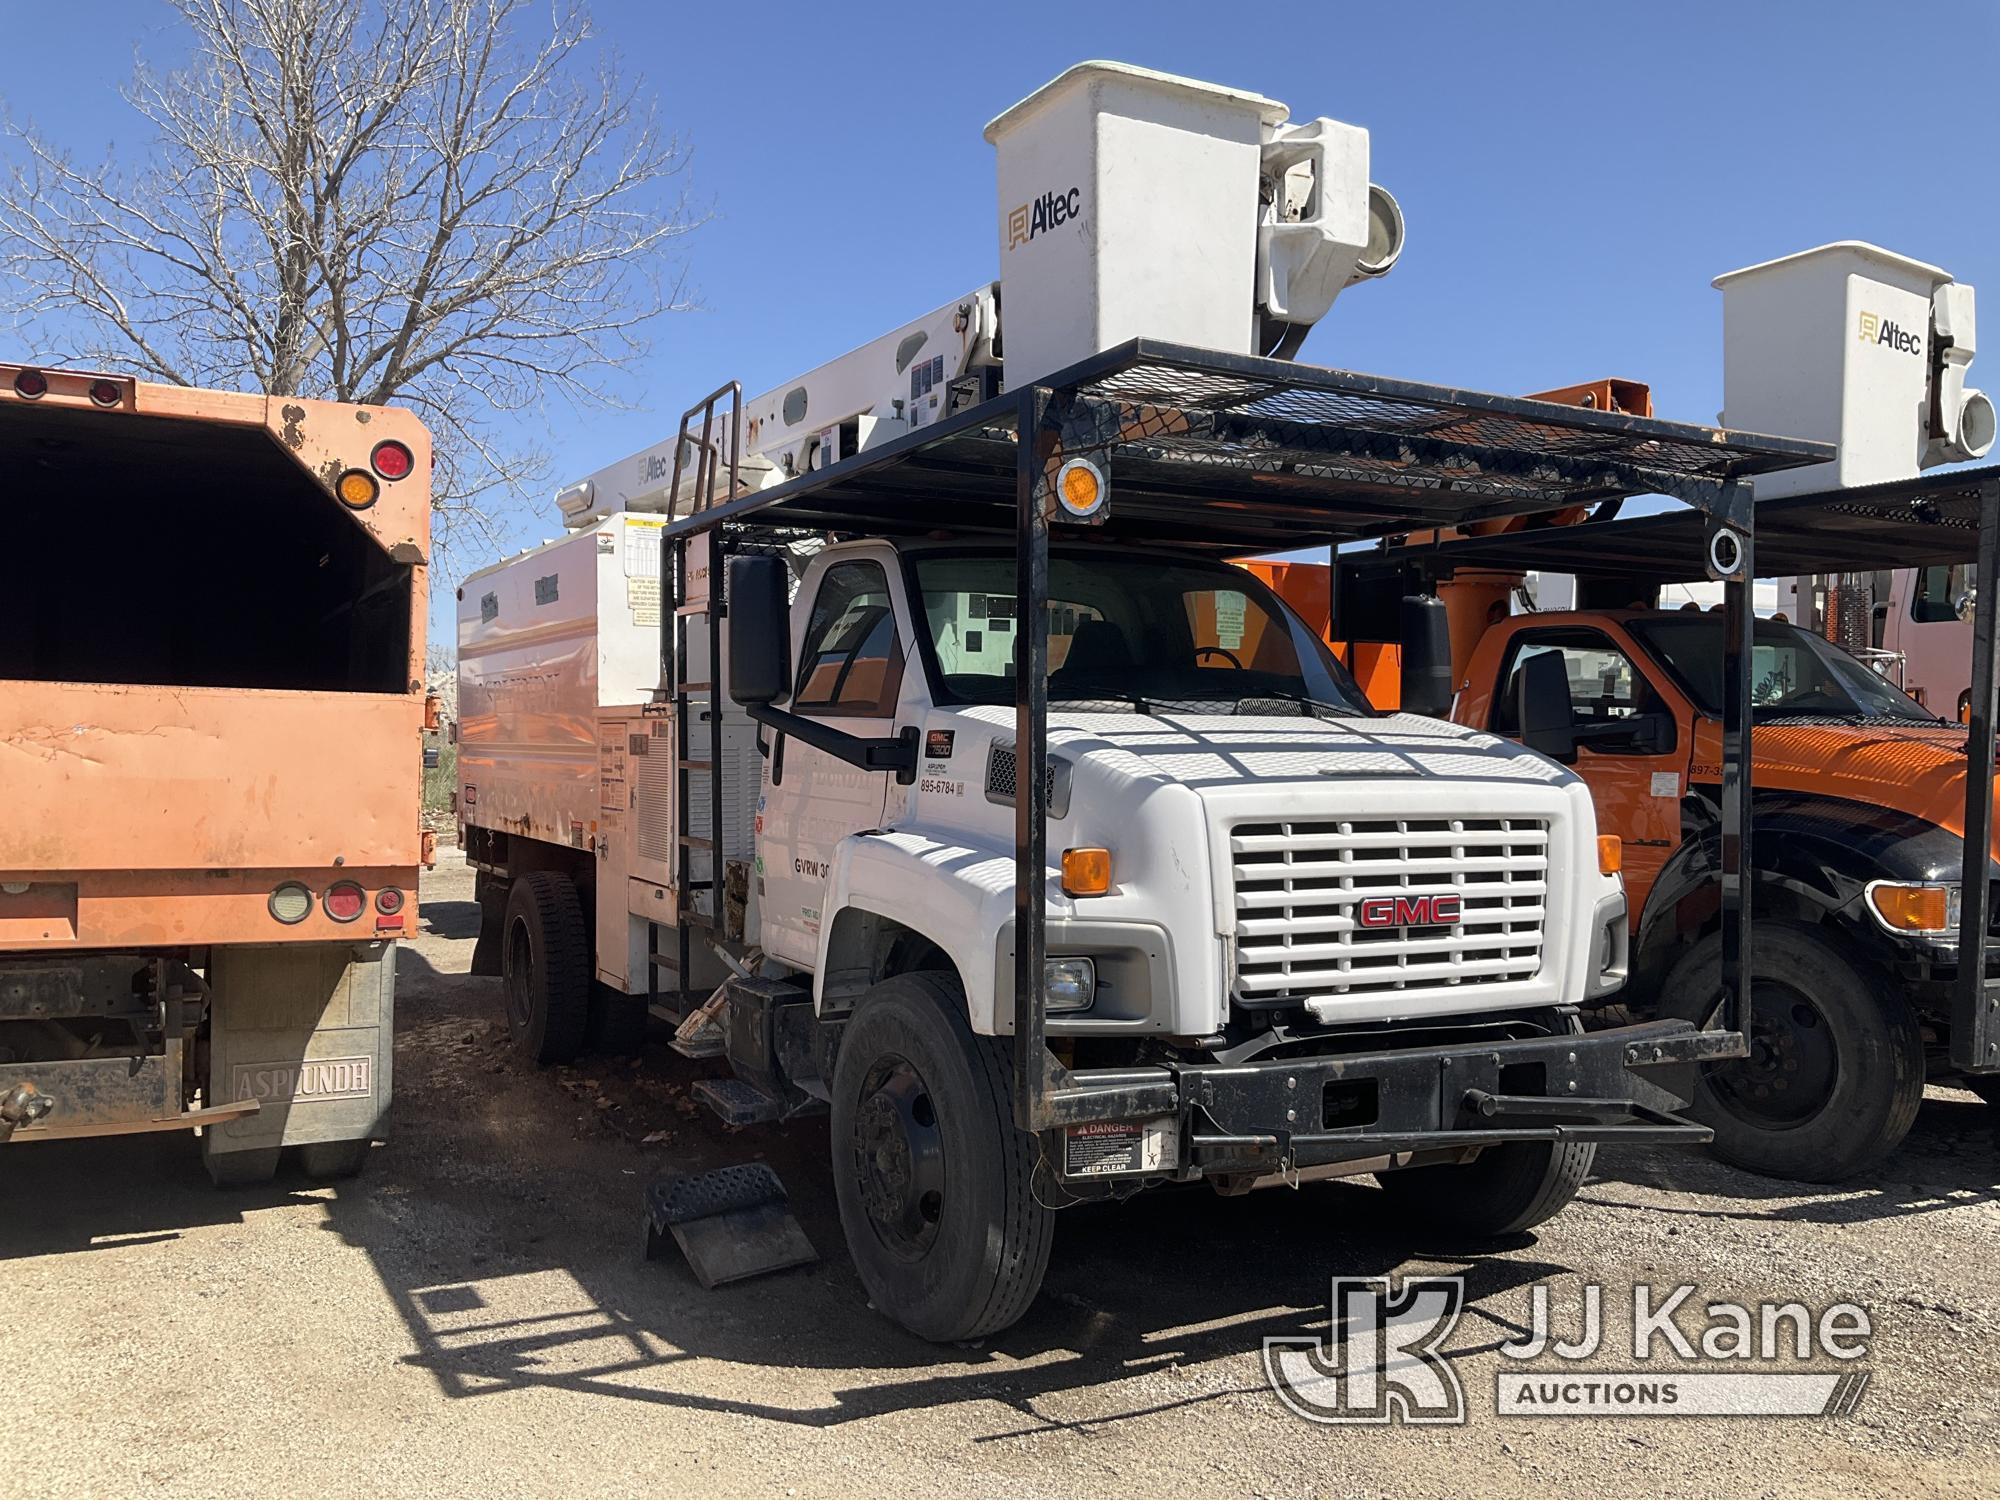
[1865,880,1962,938]
[1044,957,1096,1012]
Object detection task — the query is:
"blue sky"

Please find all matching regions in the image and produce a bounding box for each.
[6,0,1998,612]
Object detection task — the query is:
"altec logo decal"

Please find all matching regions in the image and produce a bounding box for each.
[1857,310,1923,355]
[1357,893,1463,928]
[1006,186,1082,250]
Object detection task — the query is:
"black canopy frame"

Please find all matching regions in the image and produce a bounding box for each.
[663,339,1830,1130]
[1342,462,2000,1075]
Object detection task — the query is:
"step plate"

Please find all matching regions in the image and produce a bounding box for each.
[643,1163,817,1288]
[691,1076,787,1126]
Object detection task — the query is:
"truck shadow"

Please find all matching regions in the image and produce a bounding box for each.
[1587,1090,1999,1225]
[313,1150,1557,1433]
[0,1130,334,1259]
[416,899,483,941]
[356,923,1563,1432]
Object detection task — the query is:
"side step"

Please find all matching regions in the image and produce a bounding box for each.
[691,1076,789,1126]
[644,1164,818,1287]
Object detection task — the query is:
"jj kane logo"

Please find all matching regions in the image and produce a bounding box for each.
[1006,185,1082,250]
[1264,1276,1467,1425]
[1858,310,1923,355]
[1265,1277,1875,1425]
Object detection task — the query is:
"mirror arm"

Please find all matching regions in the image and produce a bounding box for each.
[745,705,919,784]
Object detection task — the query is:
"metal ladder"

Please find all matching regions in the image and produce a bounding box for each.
[646,383,741,1019]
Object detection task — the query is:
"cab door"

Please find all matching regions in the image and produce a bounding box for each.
[754,553,906,969]
[1491,624,1692,922]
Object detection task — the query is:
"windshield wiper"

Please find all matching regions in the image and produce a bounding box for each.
[1758,707,1946,728]
[1756,709,1867,725]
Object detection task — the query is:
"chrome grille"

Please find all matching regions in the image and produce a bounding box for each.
[1230,816,1548,1004]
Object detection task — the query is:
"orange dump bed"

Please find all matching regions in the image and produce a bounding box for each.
[0,366,432,951]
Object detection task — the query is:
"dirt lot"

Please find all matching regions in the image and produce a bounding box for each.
[5,851,1998,1498]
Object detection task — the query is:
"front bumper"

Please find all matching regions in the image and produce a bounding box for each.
[1043,1018,1740,1181]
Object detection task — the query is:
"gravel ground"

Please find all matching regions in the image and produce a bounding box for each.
[5,850,1998,1498]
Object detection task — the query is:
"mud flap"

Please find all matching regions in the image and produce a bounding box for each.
[469,871,506,978]
[205,942,393,1169]
[643,1163,817,1287]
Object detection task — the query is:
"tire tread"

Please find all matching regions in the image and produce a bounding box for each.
[508,871,590,1065]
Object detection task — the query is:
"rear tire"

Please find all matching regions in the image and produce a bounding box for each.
[503,871,591,1066]
[829,971,1053,1342]
[1375,1139,1594,1236]
[588,984,651,1056]
[1658,921,1923,1182]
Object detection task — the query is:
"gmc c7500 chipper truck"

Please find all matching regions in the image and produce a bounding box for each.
[458,62,1826,1341]
[0,364,433,1183]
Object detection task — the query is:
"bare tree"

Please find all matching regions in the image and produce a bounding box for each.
[0,0,697,551]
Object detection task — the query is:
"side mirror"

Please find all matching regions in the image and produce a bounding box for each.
[1627,711,1676,757]
[1398,594,1454,718]
[727,554,791,707]
[1515,651,1577,764]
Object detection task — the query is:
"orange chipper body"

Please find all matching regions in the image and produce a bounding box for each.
[0,363,431,1166]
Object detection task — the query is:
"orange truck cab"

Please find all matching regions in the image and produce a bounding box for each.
[1448,606,1996,1179]
[1281,540,1999,1184]
[1249,383,2000,1183]
[0,363,432,1183]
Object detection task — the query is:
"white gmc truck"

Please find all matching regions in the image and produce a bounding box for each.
[459,61,1815,1341]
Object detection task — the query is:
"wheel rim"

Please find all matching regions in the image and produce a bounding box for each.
[505,918,535,1030]
[850,1054,947,1258]
[1701,977,1840,1131]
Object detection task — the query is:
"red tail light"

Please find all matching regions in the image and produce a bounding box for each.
[371,440,414,481]
[375,887,406,916]
[324,881,366,923]
[88,378,121,407]
[13,369,48,399]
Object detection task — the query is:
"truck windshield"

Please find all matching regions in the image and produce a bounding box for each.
[1630,616,1941,725]
[908,551,1373,715]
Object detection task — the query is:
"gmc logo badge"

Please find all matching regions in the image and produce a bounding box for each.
[1357,893,1463,928]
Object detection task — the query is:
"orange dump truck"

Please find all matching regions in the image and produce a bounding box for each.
[0,363,432,1183]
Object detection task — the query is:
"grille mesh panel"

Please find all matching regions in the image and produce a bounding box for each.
[1231,816,1549,1004]
[985,742,1060,806]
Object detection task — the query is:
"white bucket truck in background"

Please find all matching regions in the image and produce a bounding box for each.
[1718,242,1997,712]
[458,62,1821,1341]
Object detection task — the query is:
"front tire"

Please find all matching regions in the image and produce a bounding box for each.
[502,871,590,1066]
[1375,1139,1594,1236]
[1658,921,1923,1182]
[829,971,1053,1342]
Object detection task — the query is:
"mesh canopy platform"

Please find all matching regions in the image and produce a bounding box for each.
[1343,463,2000,585]
[656,338,1839,1127]
[668,341,1829,549]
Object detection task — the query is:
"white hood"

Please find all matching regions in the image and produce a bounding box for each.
[1034,709,1575,794]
